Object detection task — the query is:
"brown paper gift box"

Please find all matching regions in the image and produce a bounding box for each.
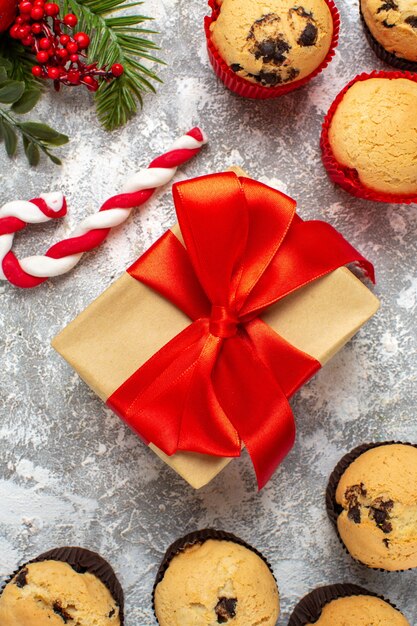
[52,169,380,489]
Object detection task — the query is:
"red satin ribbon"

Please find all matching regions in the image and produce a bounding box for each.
[108,173,374,488]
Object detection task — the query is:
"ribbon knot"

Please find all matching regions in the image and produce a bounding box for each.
[108,172,374,489]
[209,305,238,338]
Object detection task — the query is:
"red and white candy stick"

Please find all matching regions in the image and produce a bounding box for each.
[0,127,207,288]
[0,193,67,284]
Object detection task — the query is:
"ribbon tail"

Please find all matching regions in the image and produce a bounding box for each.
[177,333,241,456]
[213,333,297,489]
[248,397,295,490]
[107,319,206,453]
[245,318,321,398]
[108,319,241,459]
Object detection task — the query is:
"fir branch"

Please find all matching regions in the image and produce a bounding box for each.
[61,0,164,130]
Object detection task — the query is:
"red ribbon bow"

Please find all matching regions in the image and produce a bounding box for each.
[108,173,374,488]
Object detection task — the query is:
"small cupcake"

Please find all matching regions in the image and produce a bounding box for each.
[0,547,123,625]
[321,72,417,203]
[205,0,339,99]
[288,583,410,625]
[153,529,279,625]
[360,0,417,71]
[326,442,417,571]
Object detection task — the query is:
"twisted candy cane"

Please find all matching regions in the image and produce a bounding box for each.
[1,127,207,288]
[0,193,67,283]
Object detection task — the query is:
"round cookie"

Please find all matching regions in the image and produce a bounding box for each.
[209,0,334,87]
[154,530,279,625]
[330,443,417,571]
[361,0,417,68]
[288,584,410,626]
[0,548,123,626]
[325,75,417,198]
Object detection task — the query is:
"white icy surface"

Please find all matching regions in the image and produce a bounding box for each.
[0,0,416,623]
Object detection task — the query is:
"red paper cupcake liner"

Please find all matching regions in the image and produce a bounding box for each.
[320,70,417,203]
[326,441,417,572]
[360,9,417,72]
[204,0,340,99]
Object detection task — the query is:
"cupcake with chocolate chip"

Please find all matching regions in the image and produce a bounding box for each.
[153,529,279,625]
[361,0,417,71]
[321,72,417,203]
[288,583,410,625]
[205,0,339,98]
[326,442,417,571]
[0,547,123,625]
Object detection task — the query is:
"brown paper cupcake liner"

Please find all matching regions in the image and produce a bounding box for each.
[320,71,417,204]
[152,528,276,619]
[204,0,340,99]
[326,441,417,572]
[287,583,400,625]
[360,9,417,73]
[0,546,124,623]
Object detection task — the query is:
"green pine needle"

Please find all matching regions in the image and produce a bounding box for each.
[62,0,164,130]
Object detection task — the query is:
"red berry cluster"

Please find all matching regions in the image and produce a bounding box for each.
[9,1,124,91]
